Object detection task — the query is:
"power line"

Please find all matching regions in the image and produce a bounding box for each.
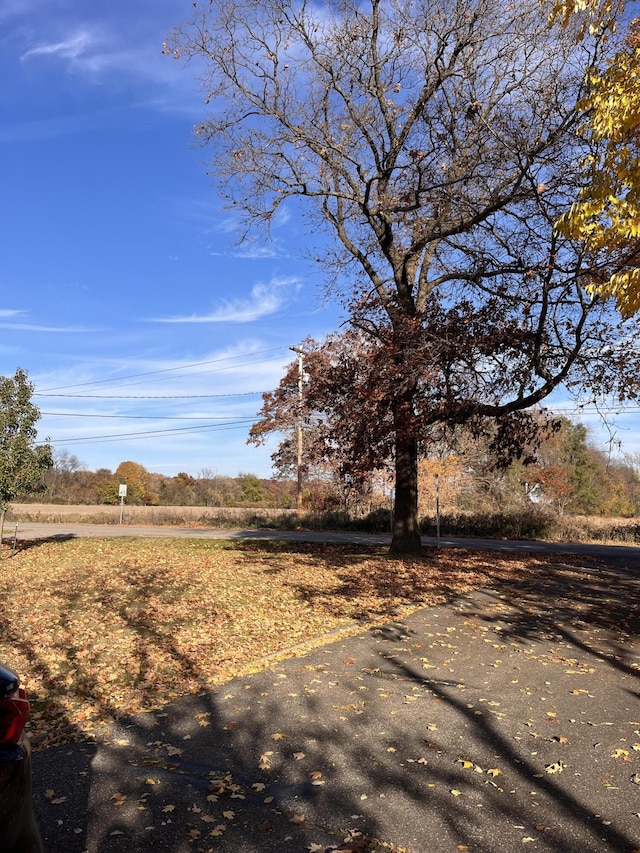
[99,356,287,391]
[35,392,264,399]
[46,424,255,447]
[41,412,253,420]
[41,418,257,446]
[551,407,640,415]
[36,347,289,392]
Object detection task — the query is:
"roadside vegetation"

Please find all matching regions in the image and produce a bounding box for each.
[9,415,640,544]
[8,502,640,545]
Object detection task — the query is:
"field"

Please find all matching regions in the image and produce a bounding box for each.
[0,535,602,748]
[9,502,296,527]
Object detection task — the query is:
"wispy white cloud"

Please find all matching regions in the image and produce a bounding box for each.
[21,29,94,62]
[30,341,290,476]
[208,243,283,260]
[272,205,292,228]
[16,15,202,112]
[0,322,100,333]
[233,245,281,259]
[32,341,287,397]
[210,209,291,238]
[0,309,25,318]
[20,26,142,80]
[215,211,244,236]
[207,200,295,254]
[148,276,301,324]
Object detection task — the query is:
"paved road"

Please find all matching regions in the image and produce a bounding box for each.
[10,520,640,567]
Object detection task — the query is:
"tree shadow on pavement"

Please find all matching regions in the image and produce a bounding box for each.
[28,547,640,853]
[460,557,640,676]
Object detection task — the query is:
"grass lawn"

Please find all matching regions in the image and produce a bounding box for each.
[0,537,586,747]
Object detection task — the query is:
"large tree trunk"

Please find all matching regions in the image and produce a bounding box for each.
[390,414,421,555]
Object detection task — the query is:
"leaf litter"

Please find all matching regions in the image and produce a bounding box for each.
[0,537,627,748]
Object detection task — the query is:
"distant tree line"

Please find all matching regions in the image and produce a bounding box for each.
[21,417,640,519]
[418,418,640,519]
[31,457,296,510]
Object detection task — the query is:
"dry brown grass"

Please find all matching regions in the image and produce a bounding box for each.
[9,503,295,527]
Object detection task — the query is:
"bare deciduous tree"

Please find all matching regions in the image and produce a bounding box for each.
[171,0,640,553]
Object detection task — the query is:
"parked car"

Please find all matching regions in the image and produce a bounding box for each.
[0,663,43,853]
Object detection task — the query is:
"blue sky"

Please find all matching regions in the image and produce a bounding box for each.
[1,0,342,478]
[1,0,638,481]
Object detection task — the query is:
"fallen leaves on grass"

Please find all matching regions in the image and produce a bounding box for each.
[0,537,610,746]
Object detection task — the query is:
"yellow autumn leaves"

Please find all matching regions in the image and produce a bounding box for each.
[550,0,640,318]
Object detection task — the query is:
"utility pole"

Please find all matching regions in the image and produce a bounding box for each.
[290,345,308,517]
[434,473,440,548]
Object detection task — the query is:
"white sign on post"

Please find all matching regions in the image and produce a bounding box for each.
[118,484,127,525]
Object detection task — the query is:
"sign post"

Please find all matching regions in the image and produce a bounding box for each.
[118,484,127,525]
[434,474,440,547]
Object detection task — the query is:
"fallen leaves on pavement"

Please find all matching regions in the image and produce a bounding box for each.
[0,536,623,747]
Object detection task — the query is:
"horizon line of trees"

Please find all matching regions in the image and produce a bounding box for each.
[22,417,640,518]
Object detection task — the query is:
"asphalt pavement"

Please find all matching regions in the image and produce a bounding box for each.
[27,535,640,853]
[10,520,640,566]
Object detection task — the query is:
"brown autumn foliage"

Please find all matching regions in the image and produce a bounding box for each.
[417,456,471,516]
